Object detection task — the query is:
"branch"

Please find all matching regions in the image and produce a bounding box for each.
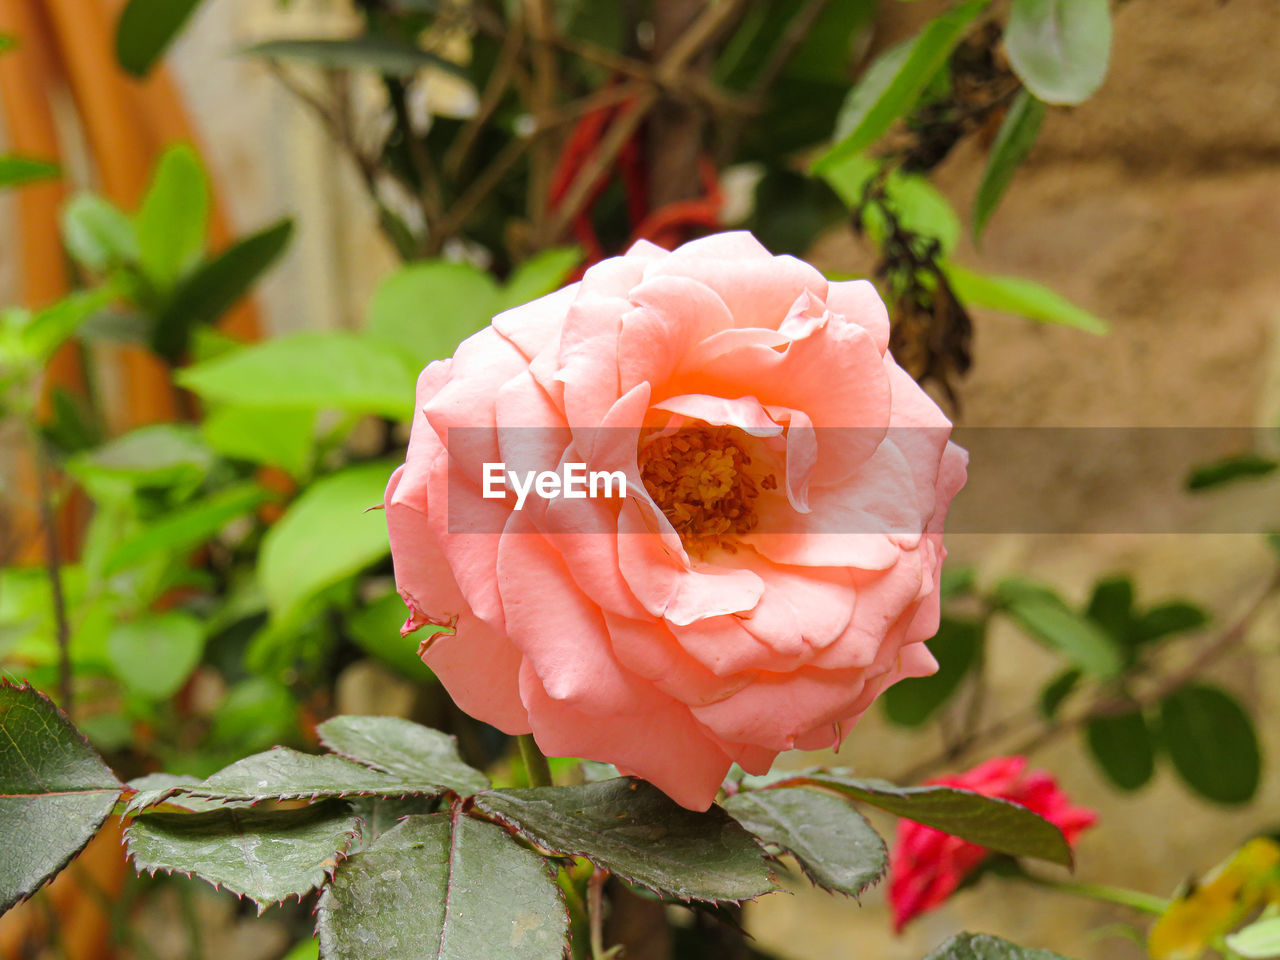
[24,420,73,715]
[895,570,1280,783]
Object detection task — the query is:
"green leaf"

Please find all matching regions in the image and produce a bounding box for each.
[473,779,777,902]
[1039,669,1081,720]
[722,787,886,897]
[143,747,461,807]
[1160,684,1261,805]
[1135,602,1207,644]
[0,34,15,55]
[22,288,114,364]
[258,461,395,622]
[883,617,982,726]
[201,405,314,480]
[1005,0,1112,105]
[923,931,1078,960]
[0,681,123,913]
[317,812,567,960]
[136,144,209,290]
[940,565,976,600]
[1227,917,1280,960]
[69,424,214,491]
[942,261,1108,334]
[107,611,205,700]
[242,37,466,78]
[317,715,489,797]
[1186,453,1279,491]
[996,578,1122,676]
[104,482,269,574]
[177,333,415,420]
[61,194,139,273]
[115,0,205,77]
[346,593,441,680]
[0,155,59,189]
[366,261,499,368]
[152,219,293,361]
[1085,706,1156,792]
[500,247,582,309]
[126,801,360,910]
[821,153,961,254]
[767,771,1072,867]
[973,90,1045,241]
[813,0,990,172]
[1085,576,1134,644]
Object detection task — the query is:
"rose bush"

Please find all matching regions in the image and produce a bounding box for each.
[385,231,967,810]
[889,755,1099,931]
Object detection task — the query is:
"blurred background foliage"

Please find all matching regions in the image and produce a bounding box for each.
[0,0,1278,958]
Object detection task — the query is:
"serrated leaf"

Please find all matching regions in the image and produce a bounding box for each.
[1005,0,1112,105]
[136,144,208,290]
[973,89,1045,241]
[126,800,359,911]
[473,779,776,902]
[104,483,270,575]
[145,747,461,806]
[1,681,123,912]
[883,616,982,726]
[0,155,59,189]
[996,578,1122,676]
[176,333,415,420]
[766,771,1072,867]
[365,260,499,368]
[722,787,886,897]
[1186,453,1279,491]
[924,931,1078,960]
[317,811,567,960]
[152,219,293,361]
[243,37,466,78]
[943,261,1108,334]
[116,0,204,76]
[317,716,488,797]
[61,193,139,273]
[107,611,205,700]
[1160,684,1260,805]
[1085,705,1156,792]
[258,461,396,623]
[813,0,990,172]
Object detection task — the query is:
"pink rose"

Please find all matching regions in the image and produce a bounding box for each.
[889,756,1098,931]
[384,231,967,810]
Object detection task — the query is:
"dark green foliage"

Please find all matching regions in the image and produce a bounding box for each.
[1085,706,1157,792]
[1160,684,1261,805]
[316,812,567,960]
[722,788,887,897]
[0,683,123,912]
[126,801,361,910]
[760,771,1072,867]
[883,616,983,726]
[473,779,777,903]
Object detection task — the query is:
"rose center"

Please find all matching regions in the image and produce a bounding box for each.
[639,424,777,554]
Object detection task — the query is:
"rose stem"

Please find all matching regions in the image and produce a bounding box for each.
[518,734,555,788]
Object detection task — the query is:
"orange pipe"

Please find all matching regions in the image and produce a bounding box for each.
[40,0,177,425]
